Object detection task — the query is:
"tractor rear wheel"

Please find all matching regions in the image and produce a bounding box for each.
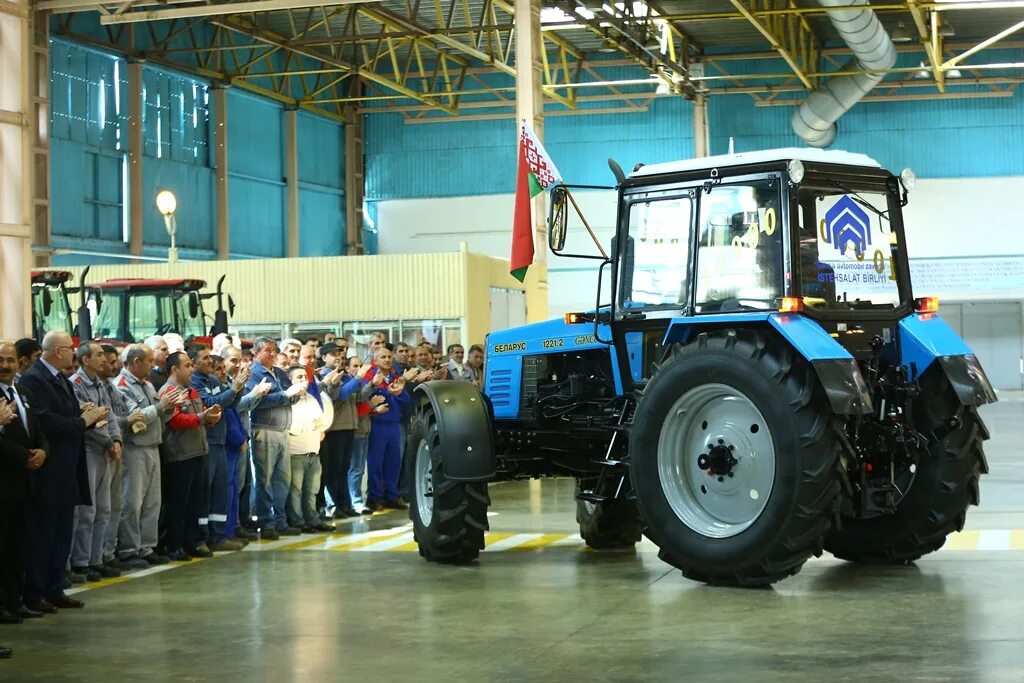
[575,479,642,549]
[825,369,989,563]
[630,329,843,587]
[407,403,490,563]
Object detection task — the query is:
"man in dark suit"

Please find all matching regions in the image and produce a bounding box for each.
[0,341,50,659]
[17,332,108,613]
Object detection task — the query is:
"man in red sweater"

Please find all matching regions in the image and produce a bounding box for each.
[159,352,220,562]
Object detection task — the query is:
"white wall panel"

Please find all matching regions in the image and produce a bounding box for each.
[375,178,1024,317]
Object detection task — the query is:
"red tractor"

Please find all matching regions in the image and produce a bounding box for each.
[84,274,237,347]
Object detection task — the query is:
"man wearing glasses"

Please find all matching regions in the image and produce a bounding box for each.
[17,332,108,613]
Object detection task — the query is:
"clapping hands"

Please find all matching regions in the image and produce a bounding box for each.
[0,402,14,427]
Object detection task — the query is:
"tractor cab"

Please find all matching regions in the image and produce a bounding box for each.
[88,278,208,344]
[550,148,920,390]
[31,270,75,340]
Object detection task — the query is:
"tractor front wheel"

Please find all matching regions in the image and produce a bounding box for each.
[575,478,642,549]
[407,403,490,563]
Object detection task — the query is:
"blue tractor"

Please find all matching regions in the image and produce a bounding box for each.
[406,148,996,587]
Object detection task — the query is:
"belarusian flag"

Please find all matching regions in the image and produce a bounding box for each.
[511,120,561,282]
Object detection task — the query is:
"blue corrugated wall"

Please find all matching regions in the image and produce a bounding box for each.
[50,38,346,265]
[365,56,1024,202]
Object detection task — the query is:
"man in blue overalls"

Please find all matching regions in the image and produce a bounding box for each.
[189,345,248,552]
[364,347,410,512]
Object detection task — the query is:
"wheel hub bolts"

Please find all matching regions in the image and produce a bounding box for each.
[697,443,739,478]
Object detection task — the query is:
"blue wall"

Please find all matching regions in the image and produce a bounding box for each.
[364,57,1024,202]
[50,38,346,265]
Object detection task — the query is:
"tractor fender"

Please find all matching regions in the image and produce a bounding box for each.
[900,314,997,406]
[413,380,496,482]
[662,313,873,415]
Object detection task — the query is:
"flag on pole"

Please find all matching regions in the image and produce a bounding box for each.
[511,120,562,282]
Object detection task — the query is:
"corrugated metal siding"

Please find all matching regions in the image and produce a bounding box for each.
[709,83,1024,178]
[62,253,470,324]
[365,78,694,200]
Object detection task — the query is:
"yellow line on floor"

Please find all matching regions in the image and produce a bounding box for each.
[331,530,414,551]
[508,533,572,551]
[275,534,335,551]
[387,541,421,552]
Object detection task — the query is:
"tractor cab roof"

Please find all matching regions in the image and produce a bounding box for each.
[89,278,207,292]
[630,148,882,179]
[31,270,73,285]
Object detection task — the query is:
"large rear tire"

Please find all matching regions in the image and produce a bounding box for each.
[575,479,642,549]
[630,329,842,587]
[407,403,490,563]
[825,369,989,563]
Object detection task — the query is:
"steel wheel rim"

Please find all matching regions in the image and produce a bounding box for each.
[416,438,434,526]
[657,383,775,539]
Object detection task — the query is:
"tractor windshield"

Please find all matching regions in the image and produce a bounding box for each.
[796,181,905,311]
[32,283,73,338]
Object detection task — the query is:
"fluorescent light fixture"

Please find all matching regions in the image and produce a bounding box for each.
[947,67,963,78]
[939,20,956,37]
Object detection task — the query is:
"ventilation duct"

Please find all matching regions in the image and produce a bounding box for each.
[791,0,897,147]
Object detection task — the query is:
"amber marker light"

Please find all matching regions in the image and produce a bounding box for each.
[914,296,939,314]
[564,312,586,325]
[778,297,804,313]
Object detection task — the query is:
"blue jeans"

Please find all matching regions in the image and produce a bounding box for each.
[348,437,369,507]
[251,429,291,529]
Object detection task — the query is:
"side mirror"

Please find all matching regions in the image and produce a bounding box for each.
[188,292,200,319]
[548,186,568,253]
[41,287,53,317]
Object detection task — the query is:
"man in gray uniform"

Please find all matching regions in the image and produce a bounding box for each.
[103,345,148,571]
[116,345,177,565]
[70,342,123,580]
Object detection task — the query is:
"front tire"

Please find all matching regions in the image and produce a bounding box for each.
[630,329,842,587]
[575,479,642,549]
[825,369,989,563]
[407,404,490,563]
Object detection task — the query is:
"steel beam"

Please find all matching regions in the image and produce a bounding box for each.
[213,86,229,260]
[98,0,380,24]
[127,61,144,258]
[729,0,819,90]
[284,108,299,259]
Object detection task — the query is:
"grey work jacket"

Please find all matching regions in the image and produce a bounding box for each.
[71,368,122,455]
[115,369,168,449]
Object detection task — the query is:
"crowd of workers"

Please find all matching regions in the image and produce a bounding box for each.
[0,329,484,659]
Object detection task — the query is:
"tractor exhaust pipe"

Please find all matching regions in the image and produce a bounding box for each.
[76,266,92,341]
[791,0,897,147]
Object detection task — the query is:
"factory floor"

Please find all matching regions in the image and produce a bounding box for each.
[4,395,1023,682]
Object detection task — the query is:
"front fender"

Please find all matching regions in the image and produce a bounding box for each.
[413,380,496,482]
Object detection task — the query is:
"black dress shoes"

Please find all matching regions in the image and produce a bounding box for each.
[0,646,11,659]
[0,609,22,625]
[46,595,84,609]
[11,605,43,619]
[24,599,58,614]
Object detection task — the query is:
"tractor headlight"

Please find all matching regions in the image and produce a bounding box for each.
[900,167,917,191]
[787,159,805,184]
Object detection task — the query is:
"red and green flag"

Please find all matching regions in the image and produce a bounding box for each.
[511,120,562,282]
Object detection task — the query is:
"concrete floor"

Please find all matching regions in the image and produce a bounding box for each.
[4,395,1023,682]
